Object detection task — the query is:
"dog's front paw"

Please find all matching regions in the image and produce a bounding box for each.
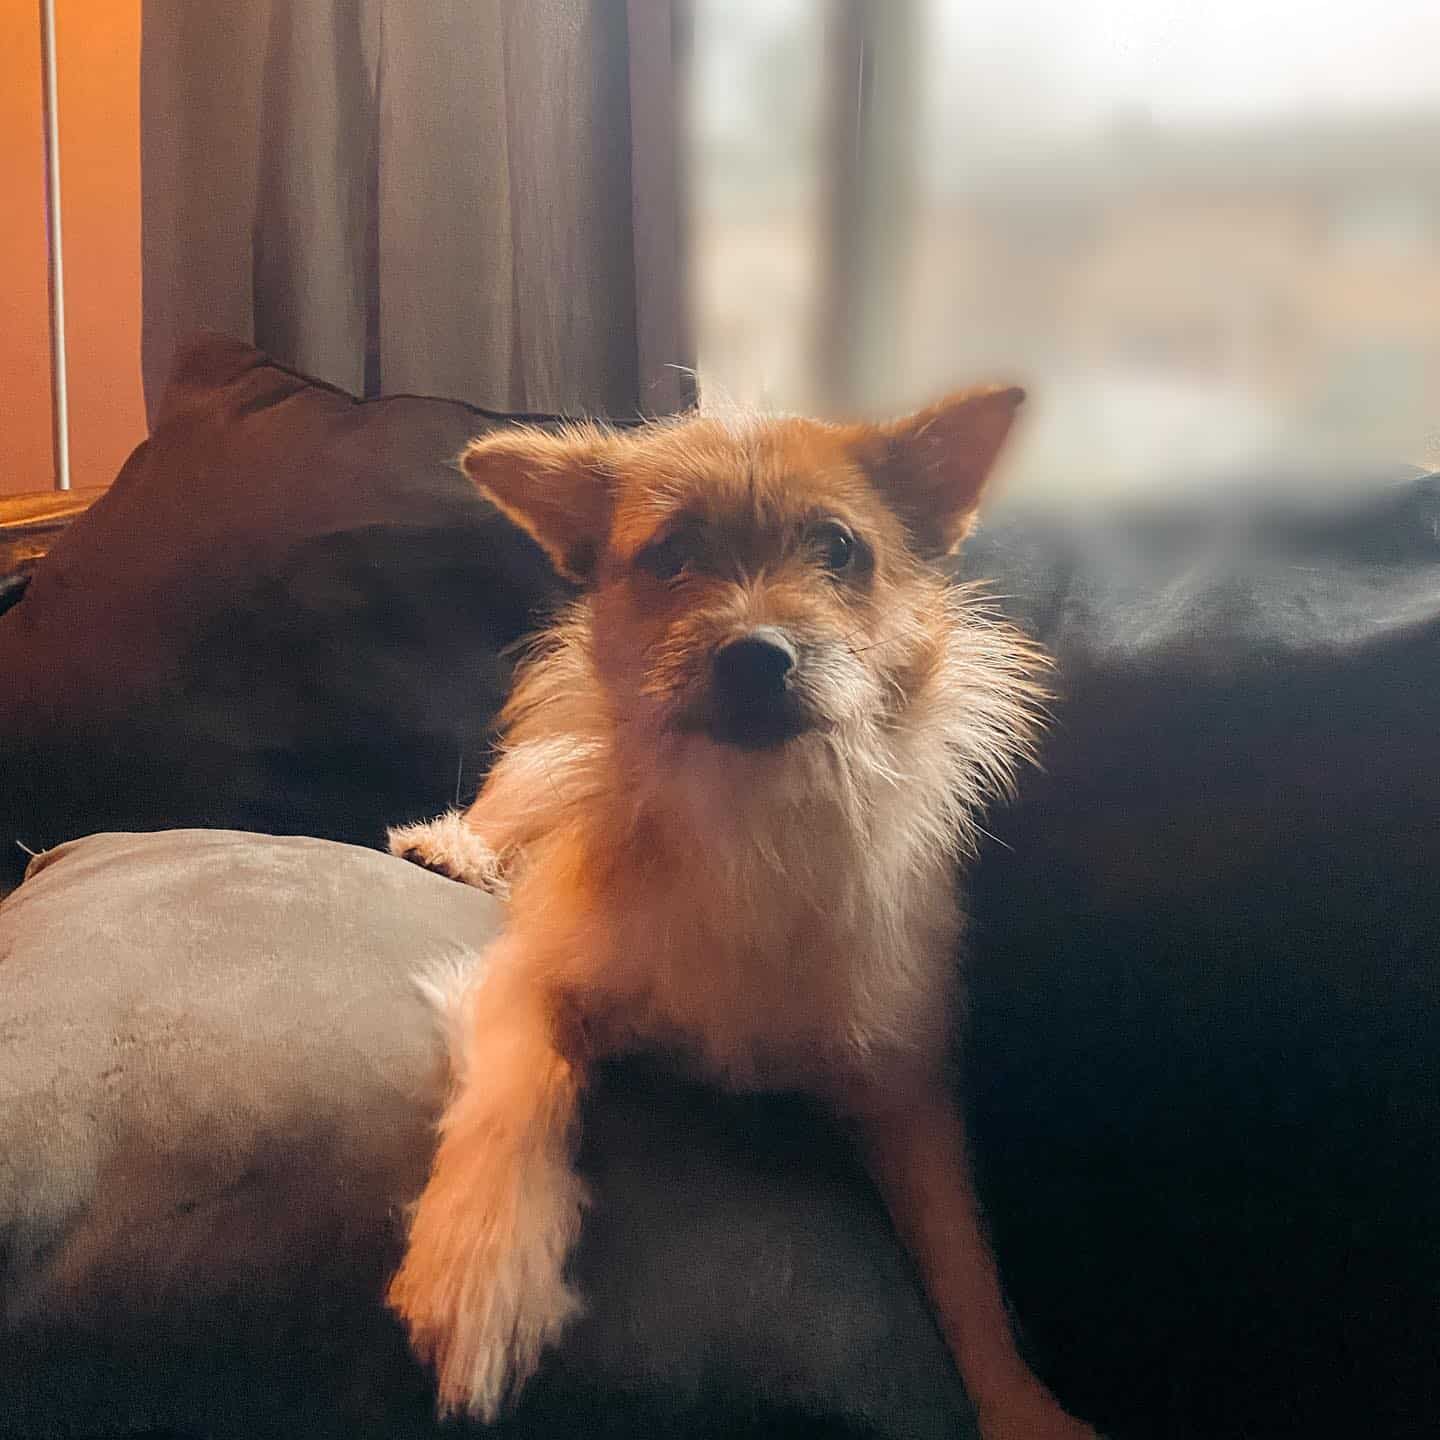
[387,811,508,893]
[388,1162,586,1420]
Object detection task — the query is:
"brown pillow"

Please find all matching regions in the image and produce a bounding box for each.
[0,333,566,889]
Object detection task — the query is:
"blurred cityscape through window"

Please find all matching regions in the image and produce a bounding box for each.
[686,0,1440,498]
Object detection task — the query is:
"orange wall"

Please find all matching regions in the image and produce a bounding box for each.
[0,0,54,495]
[1,0,144,498]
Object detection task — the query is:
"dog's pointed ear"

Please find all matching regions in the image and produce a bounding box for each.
[856,386,1025,558]
[461,423,625,584]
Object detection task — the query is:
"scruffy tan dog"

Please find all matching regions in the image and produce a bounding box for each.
[387,389,1092,1439]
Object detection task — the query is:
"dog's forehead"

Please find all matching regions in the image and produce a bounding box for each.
[610,417,871,543]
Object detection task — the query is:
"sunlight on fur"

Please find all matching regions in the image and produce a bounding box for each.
[386,389,1095,1438]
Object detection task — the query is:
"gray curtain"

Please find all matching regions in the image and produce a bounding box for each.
[141,1,694,423]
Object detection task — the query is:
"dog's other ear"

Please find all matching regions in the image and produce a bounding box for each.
[857,386,1025,558]
[461,423,626,583]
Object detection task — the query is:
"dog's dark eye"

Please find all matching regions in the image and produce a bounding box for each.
[638,527,697,582]
[808,521,858,574]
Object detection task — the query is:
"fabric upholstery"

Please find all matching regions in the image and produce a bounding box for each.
[0,333,566,893]
[958,479,1440,1438]
[0,830,968,1440]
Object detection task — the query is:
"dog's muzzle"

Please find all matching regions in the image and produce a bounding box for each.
[704,626,812,750]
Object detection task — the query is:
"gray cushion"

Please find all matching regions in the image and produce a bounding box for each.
[0,830,969,1440]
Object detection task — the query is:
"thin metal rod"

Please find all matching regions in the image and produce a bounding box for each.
[39,0,71,491]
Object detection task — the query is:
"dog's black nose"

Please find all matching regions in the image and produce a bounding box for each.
[713,627,797,699]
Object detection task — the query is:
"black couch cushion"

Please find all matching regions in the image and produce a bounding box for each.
[961,481,1440,1438]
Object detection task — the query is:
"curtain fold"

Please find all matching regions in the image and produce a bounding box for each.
[141,1,694,423]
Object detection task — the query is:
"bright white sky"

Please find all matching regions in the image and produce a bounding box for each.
[929,0,1440,126]
[693,0,1440,182]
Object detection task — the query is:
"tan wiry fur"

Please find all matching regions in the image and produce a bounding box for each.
[470,588,1041,1090]
[386,391,1094,1438]
[388,810,511,894]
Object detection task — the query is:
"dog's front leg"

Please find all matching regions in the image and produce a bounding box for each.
[389,951,587,1420]
[387,808,510,891]
[389,743,576,890]
[854,1084,1095,1440]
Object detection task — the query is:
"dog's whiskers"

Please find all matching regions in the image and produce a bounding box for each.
[847,628,920,657]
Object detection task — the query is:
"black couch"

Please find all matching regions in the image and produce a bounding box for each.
[2,334,1437,1438]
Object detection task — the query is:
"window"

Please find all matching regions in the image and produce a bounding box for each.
[687,0,1440,493]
